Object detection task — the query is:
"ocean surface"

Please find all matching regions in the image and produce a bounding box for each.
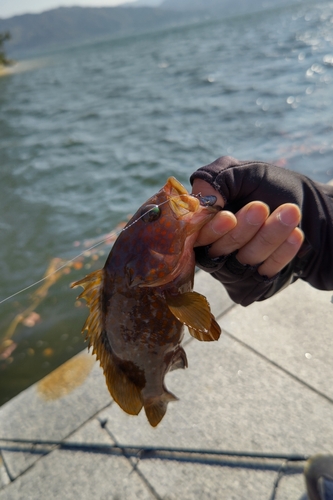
[1,0,333,405]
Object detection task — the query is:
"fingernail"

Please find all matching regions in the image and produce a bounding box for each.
[287,228,304,246]
[211,212,236,235]
[245,205,267,226]
[287,232,300,245]
[277,208,300,226]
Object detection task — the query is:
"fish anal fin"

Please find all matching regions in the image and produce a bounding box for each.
[103,356,143,416]
[144,391,178,427]
[166,291,221,342]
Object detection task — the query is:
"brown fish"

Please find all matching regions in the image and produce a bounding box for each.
[71,177,221,427]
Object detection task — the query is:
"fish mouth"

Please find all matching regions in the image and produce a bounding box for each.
[165,177,217,217]
[165,177,201,217]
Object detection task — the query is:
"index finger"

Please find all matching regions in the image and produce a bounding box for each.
[194,210,237,248]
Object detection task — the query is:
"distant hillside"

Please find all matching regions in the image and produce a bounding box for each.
[132,0,163,5]
[161,0,304,14]
[0,0,308,56]
[0,6,196,55]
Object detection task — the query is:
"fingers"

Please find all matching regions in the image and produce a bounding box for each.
[236,204,304,277]
[224,203,304,278]
[191,178,304,278]
[236,203,302,265]
[208,202,270,258]
[194,210,237,248]
[257,227,304,277]
[196,200,304,279]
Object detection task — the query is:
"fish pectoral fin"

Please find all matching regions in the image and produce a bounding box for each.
[144,391,178,427]
[188,317,221,342]
[166,291,221,342]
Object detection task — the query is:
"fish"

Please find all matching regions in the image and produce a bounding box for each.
[71,177,221,427]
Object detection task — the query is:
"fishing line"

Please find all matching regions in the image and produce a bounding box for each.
[0,194,194,306]
[0,237,115,306]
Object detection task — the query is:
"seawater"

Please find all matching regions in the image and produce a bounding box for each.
[1,1,333,404]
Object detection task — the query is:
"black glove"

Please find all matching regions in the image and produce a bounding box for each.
[190,156,333,306]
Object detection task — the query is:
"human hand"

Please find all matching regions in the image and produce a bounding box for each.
[192,179,304,278]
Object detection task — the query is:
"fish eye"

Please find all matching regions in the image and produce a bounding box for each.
[141,204,161,223]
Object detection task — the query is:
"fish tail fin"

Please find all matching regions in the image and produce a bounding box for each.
[144,391,178,427]
[71,270,143,416]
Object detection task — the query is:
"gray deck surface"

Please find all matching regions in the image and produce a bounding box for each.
[0,270,332,499]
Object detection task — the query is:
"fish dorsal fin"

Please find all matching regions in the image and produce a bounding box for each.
[144,391,178,427]
[71,269,105,350]
[71,270,143,416]
[166,291,221,342]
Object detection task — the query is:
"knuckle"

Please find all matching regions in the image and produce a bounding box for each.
[258,232,275,248]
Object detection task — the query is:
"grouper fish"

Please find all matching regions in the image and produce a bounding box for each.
[71,177,221,427]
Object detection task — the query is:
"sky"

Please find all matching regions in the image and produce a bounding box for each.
[0,0,141,19]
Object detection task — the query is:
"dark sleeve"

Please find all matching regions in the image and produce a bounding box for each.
[190,156,333,306]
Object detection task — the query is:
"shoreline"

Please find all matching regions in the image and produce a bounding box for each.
[0,63,14,77]
[0,59,48,77]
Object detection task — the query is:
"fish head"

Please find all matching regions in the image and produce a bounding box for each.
[108,177,218,288]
